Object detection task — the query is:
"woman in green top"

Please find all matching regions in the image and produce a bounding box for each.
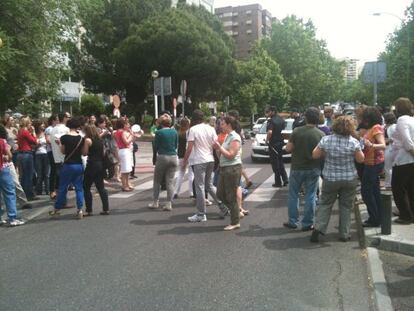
[149,114,178,211]
[213,116,242,231]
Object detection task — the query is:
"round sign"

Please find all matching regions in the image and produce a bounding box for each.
[131,124,141,133]
[113,95,121,108]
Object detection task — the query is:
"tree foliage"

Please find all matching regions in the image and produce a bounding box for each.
[232,47,290,115]
[377,2,414,105]
[80,94,105,116]
[0,0,78,114]
[113,7,234,111]
[262,16,345,109]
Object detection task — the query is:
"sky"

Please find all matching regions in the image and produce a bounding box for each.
[214,0,413,63]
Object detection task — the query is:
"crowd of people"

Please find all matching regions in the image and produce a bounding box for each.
[264,98,414,243]
[1,97,414,236]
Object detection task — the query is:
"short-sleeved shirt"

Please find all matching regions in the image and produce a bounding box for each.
[318,134,361,181]
[363,124,385,166]
[290,125,325,170]
[266,115,286,144]
[187,123,217,165]
[51,124,69,163]
[60,135,84,164]
[220,131,242,167]
[154,128,178,156]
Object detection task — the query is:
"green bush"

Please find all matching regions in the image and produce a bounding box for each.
[80,94,105,116]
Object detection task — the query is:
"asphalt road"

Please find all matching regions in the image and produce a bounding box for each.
[0,142,375,311]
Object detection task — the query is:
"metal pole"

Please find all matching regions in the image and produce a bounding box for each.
[381,192,392,235]
[154,95,158,119]
[407,26,410,97]
[373,61,378,105]
[160,77,165,112]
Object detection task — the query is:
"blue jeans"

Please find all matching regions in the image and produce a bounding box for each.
[17,152,35,199]
[361,162,384,225]
[35,153,50,195]
[55,164,84,210]
[0,167,18,220]
[287,168,321,227]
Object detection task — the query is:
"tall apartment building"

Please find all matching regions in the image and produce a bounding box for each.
[215,4,273,59]
[344,58,359,82]
[171,0,214,13]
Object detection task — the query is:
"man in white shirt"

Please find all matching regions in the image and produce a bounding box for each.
[183,110,228,222]
[50,112,70,200]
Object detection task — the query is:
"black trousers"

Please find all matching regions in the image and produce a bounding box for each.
[84,161,109,213]
[269,145,288,186]
[392,163,414,221]
[48,151,56,193]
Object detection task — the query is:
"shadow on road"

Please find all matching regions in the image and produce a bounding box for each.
[158,225,225,235]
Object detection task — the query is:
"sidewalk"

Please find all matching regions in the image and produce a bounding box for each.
[355,190,414,311]
[19,141,155,221]
[355,192,414,257]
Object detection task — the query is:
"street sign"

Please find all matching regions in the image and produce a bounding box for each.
[180,80,187,95]
[363,61,387,83]
[154,77,172,96]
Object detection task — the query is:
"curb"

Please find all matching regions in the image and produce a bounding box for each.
[366,247,394,311]
[355,196,414,257]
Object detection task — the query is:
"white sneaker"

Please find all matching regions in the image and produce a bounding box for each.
[149,201,159,209]
[0,218,7,225]
[188,214,207,222]
[8,219,25,226]
[205,199,213,206]
[76,210,83,220]
[163,202,172,211]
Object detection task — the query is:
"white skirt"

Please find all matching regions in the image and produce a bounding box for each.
[118,148,133,173]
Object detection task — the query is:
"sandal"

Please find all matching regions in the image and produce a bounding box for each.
[122,188,133,192]
[100,211,110,216]
[49,210,60,217]
[241,209,249,216]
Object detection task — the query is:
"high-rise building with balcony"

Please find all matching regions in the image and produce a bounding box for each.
[171,0,214,14]
[215,4,272,59]
[343,58,360,82]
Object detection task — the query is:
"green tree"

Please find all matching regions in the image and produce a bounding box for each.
[113,8,234,112]
[262,16,345,109]
[232,47,290,116]
[0,0,78,114]
[80,94,105,116]
[377,2,414,105]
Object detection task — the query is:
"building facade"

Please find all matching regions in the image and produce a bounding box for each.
[215,4,272,59]
[344,58,359,82]
[171,0,214,13]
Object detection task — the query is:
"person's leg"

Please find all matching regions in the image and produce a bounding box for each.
[54,165,73,209]
[222,165,242,226]
[314,180,338,234]
[337,180,358,239]
[404,163,414,218]
[0,168,18,220]
[372,163,384,222]
[94,163,109,212]
[165,156,178,202]
[8,163,28,208]
[83,166,94,213]
[153,156,167,201]
[174,158,185,196]
[42,154,50,195]
[20,153,35,199]
[277,150,288,184]
[362,164,381,225]
[72,164,84,210]
[269,147,281,186]
[35,154,43,195]
[286,170,303,226]
[392,164,414,221]
[193,163,207,215]
[302,168,320,228]
[48,151,56,195]
[188,167,194,197]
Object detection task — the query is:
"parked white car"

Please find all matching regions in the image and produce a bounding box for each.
[251,118,294,162]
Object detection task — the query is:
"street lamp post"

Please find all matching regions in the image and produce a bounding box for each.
[151,70,159,118]
[373,12,410,97]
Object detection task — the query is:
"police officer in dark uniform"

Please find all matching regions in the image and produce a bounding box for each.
[265,106,288,188]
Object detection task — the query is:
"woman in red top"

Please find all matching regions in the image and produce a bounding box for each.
[361,107,386,227]
[114,118,139,191]
[17,117,38,200]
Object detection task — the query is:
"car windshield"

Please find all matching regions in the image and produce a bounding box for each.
[258,121,268,134]
[256,118,266,124]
